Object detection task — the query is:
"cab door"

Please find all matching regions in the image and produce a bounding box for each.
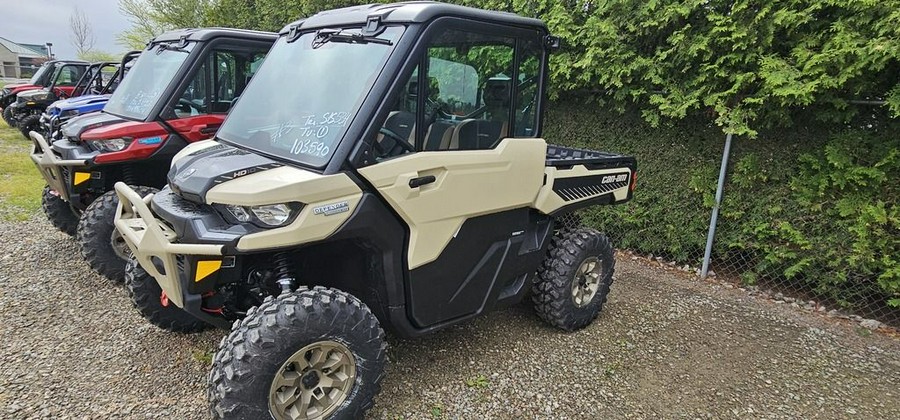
[162,43,269,143]
[358,21,551,328]
[51,64,86,98]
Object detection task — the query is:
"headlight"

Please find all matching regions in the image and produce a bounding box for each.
[90,138,131,152]
[251,204,293,226]
[29,92,52,102]
[60,109,79,118]
[225,205,252,223]
[223,202,302,228]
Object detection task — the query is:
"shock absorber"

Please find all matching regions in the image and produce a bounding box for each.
[121,165,136,185]
[272,250,297,294]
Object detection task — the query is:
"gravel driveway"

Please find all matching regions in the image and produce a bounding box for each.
[1,216,898,419]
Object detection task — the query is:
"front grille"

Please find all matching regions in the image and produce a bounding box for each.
[59,166,70,184]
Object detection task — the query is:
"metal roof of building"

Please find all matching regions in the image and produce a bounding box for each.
[19,43,49,56]
[0,37,46,58]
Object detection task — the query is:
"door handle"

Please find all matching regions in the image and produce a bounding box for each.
[408,175,436,188]
[199,124,221,135]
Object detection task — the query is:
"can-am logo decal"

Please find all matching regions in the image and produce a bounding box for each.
[600,173,629,184]
[138,136,163,145]
[313,201,349,216]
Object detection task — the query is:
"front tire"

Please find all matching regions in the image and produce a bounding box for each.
[77,186,158,283]
[208,287,387,420]
[125,257,212,333]
[2,106,17,127]
[532,228,615,331]
[41,186,79,236]
[18,113,41,140]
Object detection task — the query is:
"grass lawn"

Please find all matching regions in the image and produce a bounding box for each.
[0,118,43,220]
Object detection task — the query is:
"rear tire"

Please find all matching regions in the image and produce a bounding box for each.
[41,186,79,236]
[532,228,615,331]
[208,287,387,420]
[77,186,158,283]
[125,257,212,333]
[18,113,41,140]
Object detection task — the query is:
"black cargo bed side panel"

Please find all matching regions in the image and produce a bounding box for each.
[545,144,636,170]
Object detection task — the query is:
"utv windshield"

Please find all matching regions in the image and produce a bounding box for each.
[217,26,405,168]
[28,63,54,85]
[104,42,196,120]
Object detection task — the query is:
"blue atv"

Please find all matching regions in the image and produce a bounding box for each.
[39,51,140,140]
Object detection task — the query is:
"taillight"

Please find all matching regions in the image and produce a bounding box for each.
[630,171,637,192]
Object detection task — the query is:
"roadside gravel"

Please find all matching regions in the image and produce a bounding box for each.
[1,216,898,419]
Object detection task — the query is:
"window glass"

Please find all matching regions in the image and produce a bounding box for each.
[105,42,196,120]
[167,48,271,119]
[217,26,405,168]
[377,27,519,156]
[54,65,84,87]
[373,66,418,158]
[28,63,53,85]
[515,42,542,136]
[172,60,208,118]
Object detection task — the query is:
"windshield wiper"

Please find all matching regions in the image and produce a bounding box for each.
[311,29,393,49]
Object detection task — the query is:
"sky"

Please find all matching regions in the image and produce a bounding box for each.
[1,0,132,60]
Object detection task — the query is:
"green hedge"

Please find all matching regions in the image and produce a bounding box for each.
[544,100,900,308]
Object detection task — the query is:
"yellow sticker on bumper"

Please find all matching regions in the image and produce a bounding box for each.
[195,260,222,282]
[73,172,91,185]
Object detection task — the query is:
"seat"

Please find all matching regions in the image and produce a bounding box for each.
[449,78,511,150]
[423,121,455,150]
[383,110,416,142]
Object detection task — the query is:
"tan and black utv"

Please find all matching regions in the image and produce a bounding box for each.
[114,3,636,419]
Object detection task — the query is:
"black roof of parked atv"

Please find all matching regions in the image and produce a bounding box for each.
[282,1,547,33]
[151,27,278,45]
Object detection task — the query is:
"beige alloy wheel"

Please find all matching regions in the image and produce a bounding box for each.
[268,340,357,420]
[110,229,131,260]
[571,256,602,308]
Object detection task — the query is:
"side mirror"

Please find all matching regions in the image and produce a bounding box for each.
[545,35,561,52]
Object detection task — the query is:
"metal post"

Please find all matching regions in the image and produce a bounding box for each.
[701,132,733,279]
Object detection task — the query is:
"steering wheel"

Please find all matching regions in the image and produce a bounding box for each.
[177,98,204,114]
[376,127,415,157]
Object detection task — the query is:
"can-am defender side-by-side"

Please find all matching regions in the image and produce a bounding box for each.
[29,28,275,283]
[115,3,636,419]
[1,60,84,114]
[1,60,89,127]
[39,52,142,141]
[0,61,58,112]
[15,59,120,139]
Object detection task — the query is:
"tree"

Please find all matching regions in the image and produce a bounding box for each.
[117,0,212,50]
[155,0,900,135]
[70,7,96,56]
[486,0,900,137]
[78,50,122,63]
[204,0,378,32]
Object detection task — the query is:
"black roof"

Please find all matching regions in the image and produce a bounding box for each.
[86,61,118,67]
[48,60,89,65]
[151,27,278,45]
[282,1,547,34]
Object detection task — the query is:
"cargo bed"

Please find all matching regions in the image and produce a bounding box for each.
[546,144,636,170]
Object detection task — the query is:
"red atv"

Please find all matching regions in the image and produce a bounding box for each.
[1,60,89,126]
[29,28,276,283]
